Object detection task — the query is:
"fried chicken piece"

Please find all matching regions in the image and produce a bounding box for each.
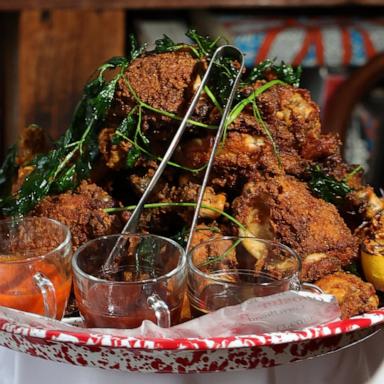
[112,51,199,123]
[350,186,384,221]
[177,177,227,220]
[356,211,384,253]
[256,83,321,146]
[230,82,321,149]
[175,131,278,187]
[98,127,133,170]
[315,272,379,319]
[176,132,268,169]
[233,175,359,282]
[225,82,338,176]
[122,170,182,234]
[189,225,238,273]
[300,132,341,161]
[31,181,122,249]
[16,125,49,166]
[11,125,50,193]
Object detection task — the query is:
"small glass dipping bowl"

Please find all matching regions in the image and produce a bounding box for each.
[187,236,320,317]
[0,217,72,319]
[72,234,186,329]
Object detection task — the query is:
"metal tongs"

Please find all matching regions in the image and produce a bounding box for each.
[105,45,244,270]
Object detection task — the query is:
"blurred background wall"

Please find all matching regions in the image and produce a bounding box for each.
[0,0,383,187]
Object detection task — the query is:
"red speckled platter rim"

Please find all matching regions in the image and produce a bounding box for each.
[1,308,384,351]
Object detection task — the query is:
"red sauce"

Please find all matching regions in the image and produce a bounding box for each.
[0,261,72,319]
[75,283,182,329]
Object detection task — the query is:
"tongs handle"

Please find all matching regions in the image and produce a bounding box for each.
[185,46,244,252]
[124,45,243,234]
[105,45,244,271]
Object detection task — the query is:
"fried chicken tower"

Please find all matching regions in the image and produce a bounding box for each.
[7,35,383,318]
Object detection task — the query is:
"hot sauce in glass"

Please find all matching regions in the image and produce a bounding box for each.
[0,259,72,319]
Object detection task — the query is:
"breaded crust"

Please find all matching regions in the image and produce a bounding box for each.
[233,175,359,281]
[113,51,199,120]
[315,272,379,319]
[31,181,122,249]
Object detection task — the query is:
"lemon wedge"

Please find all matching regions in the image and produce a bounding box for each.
[361,248,384,291]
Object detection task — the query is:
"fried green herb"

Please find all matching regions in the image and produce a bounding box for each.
[0,35,145,216]
[244,59,302,87]
[135,236,159,278]
[0,145,18,199]
[185,29,223,58]
[155,30,235,106]
[154,34,184,53]
[0,30,303,217]
[308,165,352,204]
[345,260,363,278]
[128,34,146,61]
[112,111,137,145]
[209,57,239,107]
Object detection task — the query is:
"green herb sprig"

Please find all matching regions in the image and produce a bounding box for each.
[244,59,302,88]
[308,165,353,204]
[0,30,302,217]
[0,36,142,216]
[0,145,18,200]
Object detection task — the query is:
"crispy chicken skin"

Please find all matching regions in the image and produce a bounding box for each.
[233,175,359,282]
[31,181,122,249]
[12,125,50,193]
[189,225,238,273]
[176,83,337,180]
[176,132,271,170]
[98,128,133,170]
[16,125,49,166]
[175,131,280,188]
[112,51,199,122]
[256,84,321,145]
[315,272,379,319]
